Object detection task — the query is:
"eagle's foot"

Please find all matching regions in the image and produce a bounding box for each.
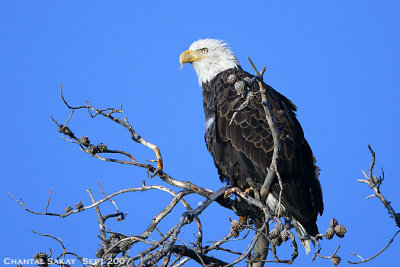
[236,197,249,225]
[244,187,254,195]
[246,177,261,201]
[239,215,248,225]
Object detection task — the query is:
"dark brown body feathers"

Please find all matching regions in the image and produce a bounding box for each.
[202,67,323,236]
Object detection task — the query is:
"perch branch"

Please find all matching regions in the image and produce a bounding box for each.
[247,58,282,203]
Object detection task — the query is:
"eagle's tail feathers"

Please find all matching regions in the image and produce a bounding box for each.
[292,218,314,255]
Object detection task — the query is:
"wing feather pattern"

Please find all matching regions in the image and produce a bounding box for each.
[203,68,323,236]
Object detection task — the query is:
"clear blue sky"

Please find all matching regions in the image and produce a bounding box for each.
[1,1,399,266]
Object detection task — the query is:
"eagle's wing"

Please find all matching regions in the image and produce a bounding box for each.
[205,68,323,235]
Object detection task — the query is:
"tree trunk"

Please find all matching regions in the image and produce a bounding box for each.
[248,220,269,267]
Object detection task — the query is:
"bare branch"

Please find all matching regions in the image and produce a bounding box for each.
[171,245,228,266]
[11,85,357,267]
[224,233,262,267]
[87,189,107,246]
[247,57,281,201]
[32,230,66,254]
[97,181,119,213]
[9,185,193,219]
[140,188,228,265]
[348,230,400,264]
[358,145,400,227]
[45,187,53,214]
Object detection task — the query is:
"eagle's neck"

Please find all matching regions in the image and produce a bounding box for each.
[202,67,243,89]
[201,68,240,132]
[192,59,240,85]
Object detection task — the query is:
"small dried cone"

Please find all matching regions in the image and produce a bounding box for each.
[248,92,256,101]
[119,239,133,251]
[331,255,341,266]
[243,77,252,84]
[75,201,84,210]
[269,228,280,239]
[325,227,335,240]
[33,252,48,266]
[271,236,283,247]
[234,80,245,95]
[109,233,121,245]
[334,225,346,238]
[227,74,237,83]
[79,136,90,146]
[64,206,73,213]
[230,219,242,237]
[280,229,290,242]
[87,145,97,155]
[63,127,72,136]
[230,228,239,237]
[97,142,108,152]
[95,248,104,258]
[329,218,338,228]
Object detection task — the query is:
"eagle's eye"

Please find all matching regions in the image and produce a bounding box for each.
[202,48,208,53]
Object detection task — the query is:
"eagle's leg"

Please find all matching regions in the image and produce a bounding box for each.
[237,187,255,225]
[237,197,248,225]
[239,216,247,225]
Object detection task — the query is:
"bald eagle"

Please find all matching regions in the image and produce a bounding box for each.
[179,39,323,240]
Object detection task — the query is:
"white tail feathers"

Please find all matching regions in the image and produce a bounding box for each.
[292,218,312,254]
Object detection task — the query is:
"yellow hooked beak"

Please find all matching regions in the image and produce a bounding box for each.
[179,50,203,68]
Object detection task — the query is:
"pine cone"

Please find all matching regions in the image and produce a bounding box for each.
[269,228,280,239]
[119,239,133,251]
[270,236,283,247]
[234,80,245,95]
[331,255,341,266]
[334,225,346,238]
[227,74,237,83]
[57,124,64,133]
[75,201,84,210]
[87,145,97,155]
[58,125,73,137]
[97,143,108,152]
[79,136,90,146]
[325,227,335,240]
[230,219,242,237]
[64,206,73,213]
[243,77,252,84]
[280,229,290,242]
[109,233,121,245]
[329,218,338,228]
[33,252,48,266]
[95,248,104,258]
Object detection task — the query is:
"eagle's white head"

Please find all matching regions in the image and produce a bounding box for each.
[180,39,240,85]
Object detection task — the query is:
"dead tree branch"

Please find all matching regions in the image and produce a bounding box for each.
[357,145,400,228]
[348,145,399,264]
[31,230,85,266]
[170,245,228,266]
[348,230,400,264]
[247,58,282,201]
[9,84,348,266]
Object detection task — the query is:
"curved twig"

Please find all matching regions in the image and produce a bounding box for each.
[348,230,400,264]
